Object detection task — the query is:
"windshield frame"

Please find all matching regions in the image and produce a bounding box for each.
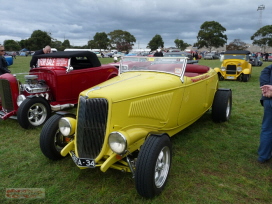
[119,56,187,81]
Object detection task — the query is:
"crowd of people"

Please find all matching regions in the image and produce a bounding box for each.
[251,52,270,61]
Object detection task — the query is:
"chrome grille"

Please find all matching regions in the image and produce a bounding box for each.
[226,65,236,74]
[76,96,108,158]
[0,79,14,112]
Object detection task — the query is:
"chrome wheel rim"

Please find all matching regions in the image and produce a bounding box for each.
[154,146,170,188]
[28,103,47,126]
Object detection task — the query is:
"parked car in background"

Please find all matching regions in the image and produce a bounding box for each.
[203,52,220,60]
[164,51,193,59]
[163,52,198,64]
[113,52,125,58]
[0,51,118,129]
[214,50,252,82]
[93,51,102,58]
[40,56,232,198]
[249,56,263,66]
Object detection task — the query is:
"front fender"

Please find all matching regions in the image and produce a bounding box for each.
[242,68,251,75]
[213,67,222,74]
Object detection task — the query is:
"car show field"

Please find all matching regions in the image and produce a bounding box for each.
[1,56,271,203]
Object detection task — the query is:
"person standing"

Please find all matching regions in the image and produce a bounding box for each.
[0,46,11,75]
[29,45,51,69]
[153,49,163,57]
[258,64,272,163]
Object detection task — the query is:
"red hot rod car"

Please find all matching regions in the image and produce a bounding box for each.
[0,51,118,129]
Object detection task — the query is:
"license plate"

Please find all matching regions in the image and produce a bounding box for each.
[70,152,96,168]
[226,76,235,79]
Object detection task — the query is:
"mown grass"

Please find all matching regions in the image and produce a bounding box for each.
[1,56,272,204]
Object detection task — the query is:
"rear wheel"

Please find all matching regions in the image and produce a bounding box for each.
[212,89,232,122]
[135,134,172,198]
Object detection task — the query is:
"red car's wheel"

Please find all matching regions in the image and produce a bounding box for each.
[17,97,51,129]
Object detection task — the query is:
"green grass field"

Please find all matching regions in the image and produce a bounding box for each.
[1,56,272,204]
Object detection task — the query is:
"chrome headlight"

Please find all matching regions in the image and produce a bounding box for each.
[221,66,226,71]
[237,67,242,72]
[108,132,127,155]
[17,95,26,106]
[59,117,76,136]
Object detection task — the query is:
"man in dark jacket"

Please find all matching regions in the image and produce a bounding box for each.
[0,46,11,75]
[29,45,51,69]
[258,64,272,163]
[153,49,163,57]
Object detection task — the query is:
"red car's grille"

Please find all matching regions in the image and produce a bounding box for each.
[76,96,108,158]
[0,79,14,112]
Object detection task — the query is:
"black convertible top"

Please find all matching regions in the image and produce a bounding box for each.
[36,51,101,67]
[224,50,251,55]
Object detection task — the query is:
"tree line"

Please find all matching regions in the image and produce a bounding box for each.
[2,21,272,52]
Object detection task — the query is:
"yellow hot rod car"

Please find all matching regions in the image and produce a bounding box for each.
[214,50,252,82]
[40,57,232,198]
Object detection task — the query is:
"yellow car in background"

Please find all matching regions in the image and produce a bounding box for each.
[40,57,232,198]
[214,50,252,82]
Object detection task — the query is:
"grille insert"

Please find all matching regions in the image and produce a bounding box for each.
[226,65,237,74]
[76,97,108,158]
[0,79,14,112]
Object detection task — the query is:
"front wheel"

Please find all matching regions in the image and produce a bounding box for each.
[242,74,250,82]
[135,134,172,198]
[212,89,232,122]
[17,97,51,129]
[40,114,75,160]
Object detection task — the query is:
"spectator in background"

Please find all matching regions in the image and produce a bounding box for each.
[264,52,269,61]
[30,45,51,69]
[0,45,11,75]
[154,49,163,57]
[12,52,16,59]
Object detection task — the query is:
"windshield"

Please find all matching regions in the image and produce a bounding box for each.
[224,54,246,60]
[119,57,187,77]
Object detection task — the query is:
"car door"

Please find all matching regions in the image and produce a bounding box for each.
[70,66,107,99]
[177,77,209,126]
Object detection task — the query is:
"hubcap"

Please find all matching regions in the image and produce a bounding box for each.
[28,103,47,126]
[154,146,170,188]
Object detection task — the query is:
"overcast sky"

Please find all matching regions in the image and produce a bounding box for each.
[0,0,269,49]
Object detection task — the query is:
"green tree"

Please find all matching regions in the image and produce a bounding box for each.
[27,30,52,50]
[62,39,71,48]
[196,21,227,52]
[108,30,136,52]
[51,39,62,50]
[4,40,21,51]
[147,35,164,51]
[251,25,272,52]
[226,39,247,50]
[88,40,97,49]
[89,32,109,50]
[18,39,28,50]
[174,39,191,51]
